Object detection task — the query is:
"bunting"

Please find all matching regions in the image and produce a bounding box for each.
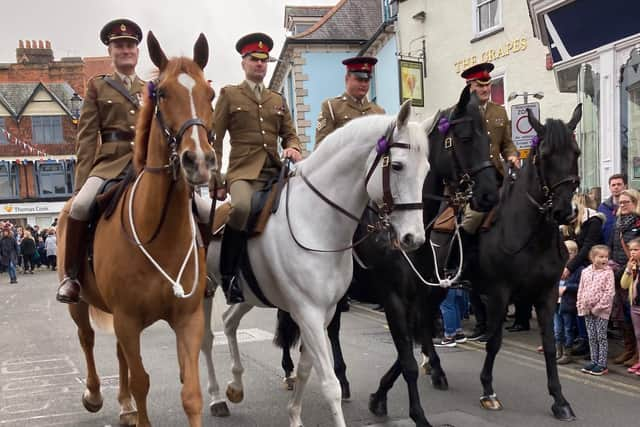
[0,127,51,158]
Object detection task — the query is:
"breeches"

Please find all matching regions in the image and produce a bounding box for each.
[228,164,279,230]
[70,177,104,220]
[461,205,486,234]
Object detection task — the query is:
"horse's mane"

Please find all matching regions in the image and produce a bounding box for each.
[541,118,577,155]
[133,58,205,174]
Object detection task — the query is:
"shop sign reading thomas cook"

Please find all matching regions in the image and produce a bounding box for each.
[454,38,528,73]
[0,202,66,216]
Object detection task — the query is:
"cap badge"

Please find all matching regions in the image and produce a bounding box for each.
[120,24,127,31]
[363,64,370,70]
[258,41,263,48]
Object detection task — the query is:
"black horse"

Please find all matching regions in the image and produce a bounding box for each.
[465,105,582,419]
[274,85,499,426]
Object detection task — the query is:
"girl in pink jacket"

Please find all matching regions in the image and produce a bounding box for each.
[577,245,615,375]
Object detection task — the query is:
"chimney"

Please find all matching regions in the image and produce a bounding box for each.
[16,38,54,64]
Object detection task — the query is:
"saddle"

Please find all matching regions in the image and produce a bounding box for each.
[91,165,135,223]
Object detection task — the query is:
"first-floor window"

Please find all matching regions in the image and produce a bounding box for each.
[31,115,63,144]
[36,161,73,197]
[0,118,8,144]
[473,0,501,36]
[0,161,19,199]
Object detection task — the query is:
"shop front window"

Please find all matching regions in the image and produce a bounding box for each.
[577,62,600,195]
[0,161,19,199]
[621,48,640,189]
[36,161,73,198]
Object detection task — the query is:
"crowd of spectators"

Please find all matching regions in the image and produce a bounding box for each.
[0,221,57,284]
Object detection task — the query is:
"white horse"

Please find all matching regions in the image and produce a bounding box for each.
[201,101,435,427]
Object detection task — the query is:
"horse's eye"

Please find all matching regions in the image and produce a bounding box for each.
[391,161,404,171]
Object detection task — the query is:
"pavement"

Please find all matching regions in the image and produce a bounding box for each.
[1,270,639,427]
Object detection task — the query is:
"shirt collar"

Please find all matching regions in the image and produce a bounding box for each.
[245,80,264,92]
[115,71,137,83]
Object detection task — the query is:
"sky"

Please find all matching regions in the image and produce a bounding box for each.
[1,0,337,87]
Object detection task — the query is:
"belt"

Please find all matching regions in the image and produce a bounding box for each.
[101,130,135,143]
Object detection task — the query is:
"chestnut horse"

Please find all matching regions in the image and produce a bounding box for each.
[57,32,216,427]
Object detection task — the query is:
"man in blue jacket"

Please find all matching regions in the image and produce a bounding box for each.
[598,174,626,244]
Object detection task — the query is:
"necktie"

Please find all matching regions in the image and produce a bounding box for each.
[255,84,262,101]
[124,76,132,91]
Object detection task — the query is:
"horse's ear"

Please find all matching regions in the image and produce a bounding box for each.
[423,109,441,136]
[527,108,545,136]
[567,103,582,132]
[456,84,472,113]
[193,33,209,70]
[147,31,168,71]
[397,99,412,128]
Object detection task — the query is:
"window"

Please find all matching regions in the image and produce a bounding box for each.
[31,116,63,144]
[0,161,19,199]
[490,76,504,105]
[621,48,640,190]
[36,161,73,197]
[383,0,398,22]
[0,118,8,144]
[473,0,502,36]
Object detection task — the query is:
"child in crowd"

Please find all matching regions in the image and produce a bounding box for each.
[577,245,615,375]
[620,238,640,375]
[555,241,583,364]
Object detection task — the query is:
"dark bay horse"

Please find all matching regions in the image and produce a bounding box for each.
[275,86,499,427]
[467,105,582,420]
[57,33,216,427]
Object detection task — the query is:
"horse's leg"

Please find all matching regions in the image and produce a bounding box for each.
[282,345,296,391]
[287,344,313,427]
[222,302,253,403]
[117,342,137,426]
[380,295,431,427]
[369,359,401,417]
[293,311,345,427]
[421,291,448,390]
[68,302,103,413]
[535,294,576,421]
[201,295,229,417]
[172,309,204,427]
[479,286,510,411]
[327,309,350,400]
[113,314,150,427]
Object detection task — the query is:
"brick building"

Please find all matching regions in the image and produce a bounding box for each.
[0,40,111,227]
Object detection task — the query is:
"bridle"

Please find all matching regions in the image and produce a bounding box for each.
[424,109,494,209]
[287,121,423,252]
[144,79,213,181]
[526,135,580,220]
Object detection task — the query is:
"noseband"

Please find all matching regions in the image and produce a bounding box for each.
[526,136,580,219]
[146,79,212,181]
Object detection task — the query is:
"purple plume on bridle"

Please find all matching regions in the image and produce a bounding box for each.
[437,116,451,135]
[531,135,540,149]
[376,136,390,154]
[147,80,157,101]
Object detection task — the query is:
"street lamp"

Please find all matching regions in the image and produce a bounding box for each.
[508,91,544,104]
[70,92,82,124]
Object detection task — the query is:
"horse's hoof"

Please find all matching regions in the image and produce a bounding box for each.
[552,403,576,421]
[368,393,387,417]
[431,374,449,391]
[81,390,103,413]
[283,376,296,391]
[226,385,244,403]
[480,394,503,411]
[210,401,230,417]
[341,382,351,401]
[119,410,137,426]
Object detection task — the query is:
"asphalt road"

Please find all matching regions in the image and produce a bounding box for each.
[1,270,638,426]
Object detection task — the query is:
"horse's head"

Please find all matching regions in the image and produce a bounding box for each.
[427,86,498,212]
[527,104,582,224]
[136,31,216,186]
[365,100,432,251]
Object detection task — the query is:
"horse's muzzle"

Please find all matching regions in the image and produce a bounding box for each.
[181,150,217,186]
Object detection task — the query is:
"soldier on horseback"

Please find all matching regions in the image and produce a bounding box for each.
[212,33,302,304]
[56,19,144,304]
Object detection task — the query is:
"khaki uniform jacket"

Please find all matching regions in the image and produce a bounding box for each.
[74,74,144,189]
[315,93,385,147]
[213,81,301,185]
[484,101,518,176]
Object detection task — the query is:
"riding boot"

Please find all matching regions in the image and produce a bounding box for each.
[613,324,636,364]
[220,227,247,304]
[55,217,90,304]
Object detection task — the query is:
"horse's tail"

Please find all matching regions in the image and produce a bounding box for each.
[273,309,300,349]
[89,305,115,334]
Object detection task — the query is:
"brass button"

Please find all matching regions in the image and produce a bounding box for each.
[107,100,113,104]
[129,125,135,130]
[260,117,264,122]
[344,116,349,119]
[129,109,135,114]
[261,130,266,135]
[236,107,242,111]
[130,141,134,147]
[487,131,491,135]
[362,112,366,115]
[263,143,267,147]
[259,105,263,109]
